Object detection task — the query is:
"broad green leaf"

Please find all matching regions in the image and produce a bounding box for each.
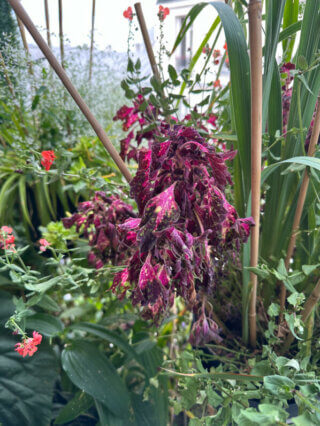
[95,400,126,426]
[292,411,319,426]
[131,393,159,426]
[237,408,274,426]
[70,322,139,362]
[61,340,130,418]
[54,391,93,424]
[25,313,64,337]
[0,290,15,326]
[0,327,58,426]
[264,375,295,397]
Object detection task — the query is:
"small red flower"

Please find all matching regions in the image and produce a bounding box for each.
[213,49,220,58]
[41,150,56,171]
[202,44,210,55]
[223,42,228,50]
[208,114,218,127]
[0,226,15,250]
[123,6,133,21]
[214,79,221,88]
[15,331,43,357]
[158,5,170,21]
[39,238,50,252]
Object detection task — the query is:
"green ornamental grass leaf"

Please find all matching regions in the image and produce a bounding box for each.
[61,340,130,418]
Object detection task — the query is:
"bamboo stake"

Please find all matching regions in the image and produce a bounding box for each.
[44,0,51,49]
[248,0,262,347]
[134,2,161,82]
[6,0,132,183]
[279,95,320,315]
[282,278,320,353]
[58,0,65,68]
[89,0,96,81]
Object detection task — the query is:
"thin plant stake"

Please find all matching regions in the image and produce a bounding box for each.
[44,0,51,49]
[248,0,263,347]
[279,95,320,316]
[6,0,132,183]
[134,2,161,82]
[89,0,96,81]
[58,0,65,68]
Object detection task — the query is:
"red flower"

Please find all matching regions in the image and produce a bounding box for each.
[41,150,56,171]
[202,44,210,55]
[213,49,220,58]
[158,5,170,21]
[223,42,228,50]
[39,238,50,252]
[15,331,43,357]
[123,6,133,20]
[0,226,15,251]
[214,79,221,88]
[208,114,218,127]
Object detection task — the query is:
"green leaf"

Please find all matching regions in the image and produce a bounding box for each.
[171,3,209,55]
[237,408,274,426]
[267,303,280,317]
[302,264,319,275]
[246,266,270,280]
[95,400,127,426]
[297,55,309,71]
[54,391,93,424]
[25,313,64,337]
[18,175,33,228]
[264,375,295,397]
[282,0,299,61]
[168,64,178,82]
[0,327,58,426]
[70,322,140,363]
[263,0,286,129]
[0,290,15,326]
[292,411,319,426]
[285,313,303,340]
[61,340,130,418]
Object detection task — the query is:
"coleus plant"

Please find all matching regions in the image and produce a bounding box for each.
[64,118,253,343]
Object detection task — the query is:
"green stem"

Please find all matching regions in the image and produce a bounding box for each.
[297,80,305,154]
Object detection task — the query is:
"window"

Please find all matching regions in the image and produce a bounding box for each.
[175,16,193,71]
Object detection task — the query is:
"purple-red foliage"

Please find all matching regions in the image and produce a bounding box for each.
[113,94,158,162]
[62,193,136,269]
[111,124,254,323]
[281,62,295,134]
